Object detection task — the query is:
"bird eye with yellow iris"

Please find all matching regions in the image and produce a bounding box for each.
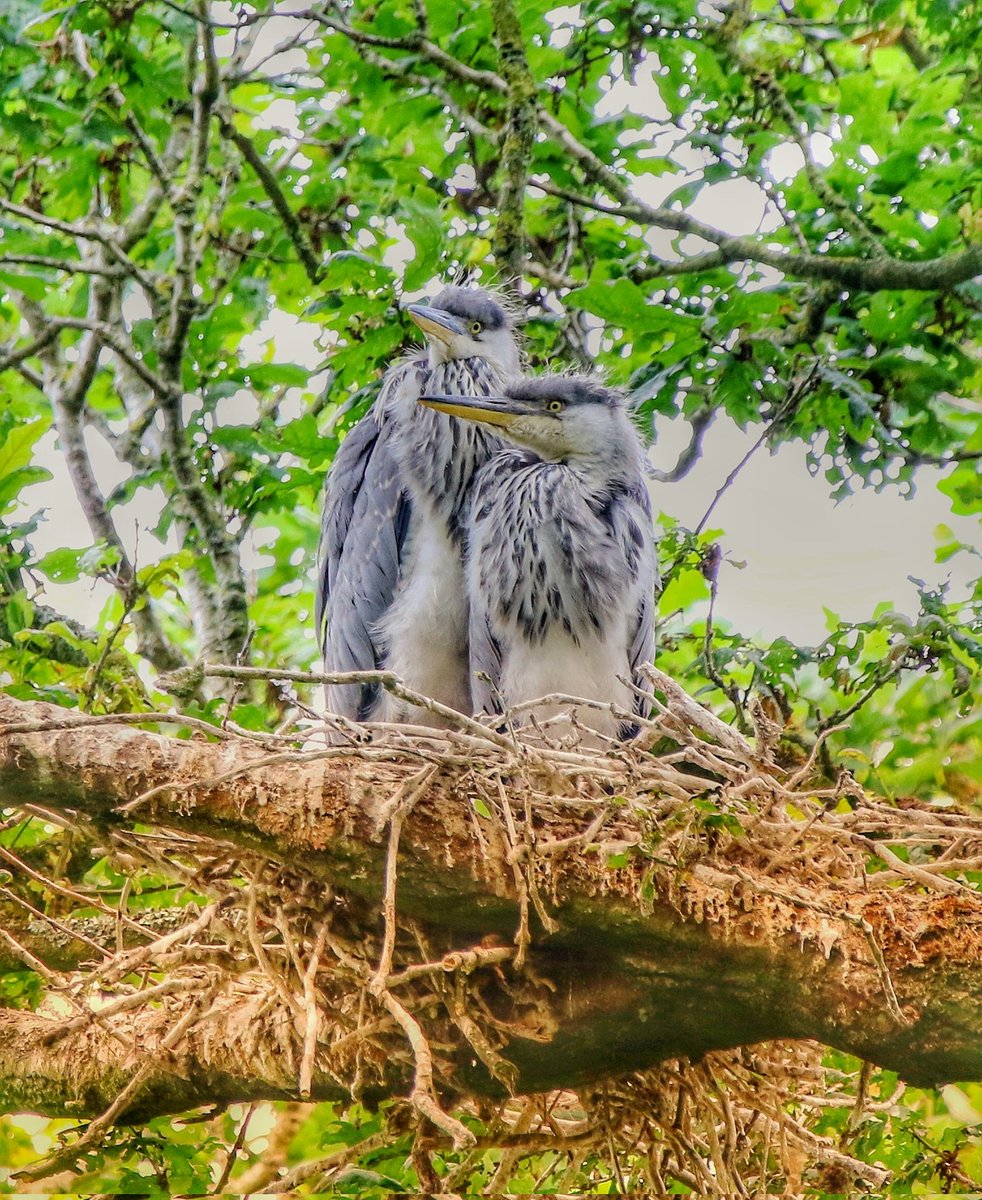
[546,399,565,413]
[470,321,482,334]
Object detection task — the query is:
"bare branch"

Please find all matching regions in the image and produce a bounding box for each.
[307,10,507,90]
[0,198,160,288]
[218,116,323,284]
[529,180,982,292]
[0,253,125,277]
[650,408,716,484]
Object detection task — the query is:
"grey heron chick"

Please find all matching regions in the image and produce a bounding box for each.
[315,285,521,724]
[420,376,658,742]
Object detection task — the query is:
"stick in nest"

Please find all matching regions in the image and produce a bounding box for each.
[299,924,328,1098]
[377,987,476,1150]
[369,763,440,994]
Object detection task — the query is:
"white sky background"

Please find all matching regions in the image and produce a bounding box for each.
[14,5,980,649]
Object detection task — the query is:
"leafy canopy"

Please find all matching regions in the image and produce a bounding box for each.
[0,0,980,1191]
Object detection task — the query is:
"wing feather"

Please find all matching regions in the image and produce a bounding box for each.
[315,361,421,720]
[468,591,503,717]
[622,480,660,719]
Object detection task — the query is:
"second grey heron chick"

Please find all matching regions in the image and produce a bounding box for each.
[316,285,521,725]
[420,376,658,742]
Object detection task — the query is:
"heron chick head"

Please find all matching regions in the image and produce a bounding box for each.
[406,286,519,373]
[420,376,645,476]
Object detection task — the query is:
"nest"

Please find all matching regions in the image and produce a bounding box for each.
[8,663,982,1194]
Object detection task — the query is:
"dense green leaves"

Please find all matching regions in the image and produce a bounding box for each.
[0,0,979,1191]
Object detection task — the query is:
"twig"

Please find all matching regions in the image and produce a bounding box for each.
[0,884,110,962]
[19,1000,205,1182]
[447,990,519,1093]
[859,837,966,896]
[817,664,905,733]
[386,945,515,989]
[186,662,523,754]
[694,425,770,536]
[96,903,222,986]
[299,925,328,1098]
[377,988,477,1149]
[640,666,753,759]
[0,711,243,740]
[0,926,66,984]
[232,1103,307,1193]
[45,976,209,1043]
[262,1130,391,1193]
[701,544,747,724]
[210,1102,258,1195]
[219,117,323,284]
[650,408,716,483]
[369,764,440,993]
[0,327,61,376]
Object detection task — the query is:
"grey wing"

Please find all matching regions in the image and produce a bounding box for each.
[468,586,503,718]
[465,470,504,718]
[315,415,411,722]
[621,479,660,720]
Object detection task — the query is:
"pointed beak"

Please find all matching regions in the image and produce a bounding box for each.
[406,304,467,346]
[418,393,524,429]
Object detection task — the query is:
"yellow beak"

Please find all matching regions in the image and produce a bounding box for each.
[417,394,522,428]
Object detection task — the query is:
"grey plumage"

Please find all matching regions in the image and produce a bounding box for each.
[420,376,658,741]
[315,286,520,723]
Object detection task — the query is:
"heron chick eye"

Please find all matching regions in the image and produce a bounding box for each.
[546,399,565,413]
[470,321,482,334]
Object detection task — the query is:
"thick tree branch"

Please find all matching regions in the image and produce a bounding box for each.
[2,692,982,1113]
[532,179,982,291]
[490,0,538,286]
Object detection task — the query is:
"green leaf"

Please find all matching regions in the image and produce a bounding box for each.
[0,465,51,512]
[401,194,444,292]
[566,276,702,338]
[0,416,47,480]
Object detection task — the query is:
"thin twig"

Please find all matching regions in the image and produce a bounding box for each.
[299,925,328,1097]
[377,988,476,1149]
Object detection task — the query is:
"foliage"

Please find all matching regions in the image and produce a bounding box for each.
[0,0,979,1191]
